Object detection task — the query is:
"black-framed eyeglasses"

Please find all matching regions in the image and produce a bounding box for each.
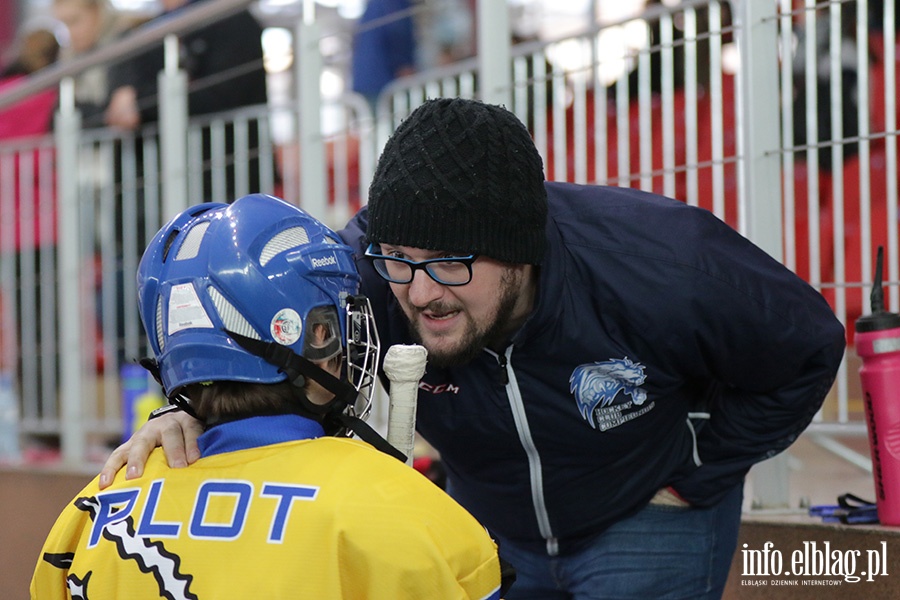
[364,244,477,286]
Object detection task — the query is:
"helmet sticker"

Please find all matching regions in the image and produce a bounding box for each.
[271,308,303,346]
[168,283,214,335]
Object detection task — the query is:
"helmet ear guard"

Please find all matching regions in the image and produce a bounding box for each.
[301,306,343,362]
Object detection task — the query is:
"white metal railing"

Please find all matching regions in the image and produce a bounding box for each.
[0,0,897,505]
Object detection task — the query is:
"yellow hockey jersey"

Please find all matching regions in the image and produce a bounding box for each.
[31,415,502,599]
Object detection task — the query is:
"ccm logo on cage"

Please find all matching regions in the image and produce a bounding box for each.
[310,255,337,268]
[85,479,319,546]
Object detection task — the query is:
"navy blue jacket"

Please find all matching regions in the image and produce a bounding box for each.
[340,181,846,556]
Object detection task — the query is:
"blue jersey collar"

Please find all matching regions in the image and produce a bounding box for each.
[198,414,326,457]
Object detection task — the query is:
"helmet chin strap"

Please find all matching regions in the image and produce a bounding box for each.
[226,330,355,410]
[225,330,407,462]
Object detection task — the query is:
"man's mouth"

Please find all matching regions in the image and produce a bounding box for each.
[422,309,460,321]
[414,305,463,333]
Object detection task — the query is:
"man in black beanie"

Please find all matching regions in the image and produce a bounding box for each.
[363,98,548,369]
[104,97,845,600]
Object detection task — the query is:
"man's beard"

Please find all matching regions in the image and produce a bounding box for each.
[403,267,523,369]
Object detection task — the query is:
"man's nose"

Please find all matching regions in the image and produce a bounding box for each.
[406,268,445,307]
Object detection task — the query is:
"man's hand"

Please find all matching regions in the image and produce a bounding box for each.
[98,411,203,489]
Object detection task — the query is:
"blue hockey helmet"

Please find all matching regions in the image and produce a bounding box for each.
[137,194,380,422]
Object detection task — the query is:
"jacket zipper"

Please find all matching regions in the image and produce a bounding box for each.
[494,346,559,556]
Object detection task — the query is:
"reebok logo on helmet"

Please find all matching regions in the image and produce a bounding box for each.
[311,255,338,269]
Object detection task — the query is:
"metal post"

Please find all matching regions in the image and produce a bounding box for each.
[477,0,511,107]
[159,34,189,216]
[736,0,782,251]
[296,9,328,223]
[736,0,791,509]
[54,77,85,466]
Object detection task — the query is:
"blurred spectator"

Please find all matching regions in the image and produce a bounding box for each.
[52,0,127,127]
[0,27,60,140]
[415,0,473,68]
[0,27,60,252]
[105,0,267,131]
[105,0,269,200]
[351,0,417,109]
[0,27,59,77]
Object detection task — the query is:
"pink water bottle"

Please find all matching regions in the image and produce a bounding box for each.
[856,246,900,525]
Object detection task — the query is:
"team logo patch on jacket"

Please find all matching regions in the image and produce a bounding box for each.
[569,358,654,431]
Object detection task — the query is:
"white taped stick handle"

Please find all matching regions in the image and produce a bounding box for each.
[383,344,427,466]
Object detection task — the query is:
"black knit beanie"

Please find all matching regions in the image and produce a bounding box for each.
[367,97,548,265]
